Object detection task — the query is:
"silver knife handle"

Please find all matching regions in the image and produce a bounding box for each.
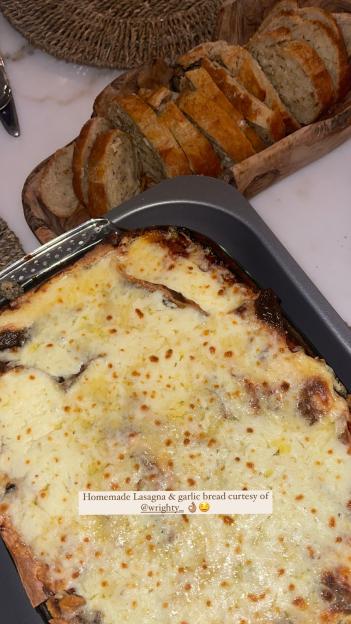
[0,53,20,134]
[0,218,118,306]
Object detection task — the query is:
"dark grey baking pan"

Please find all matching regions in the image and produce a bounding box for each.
[0,176,350,624]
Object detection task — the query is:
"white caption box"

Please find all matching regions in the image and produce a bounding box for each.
[79,490,273,515]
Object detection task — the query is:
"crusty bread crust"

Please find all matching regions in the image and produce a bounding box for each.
[283,38,335,111]
[0,515,48,606]
[182,66,265,152]
[177,40,230,69]
[260,10,350,101]
[248,28,335,124]
[177,89,256,163]
[299,5,341,39]
[72,117,112,206]
[39,145,80,219]
[87,128,140,217]
[299,7,351,99]
[201,57,286,142]
[86,130,112,217]
[177,40,300,134]
[142,85,173,109]
[140,86,222,176]
[93,59,174,118]
[257,0,298,33]
[157,100,222,177]
[334,12,351,59]
[218,44,300,133]
[113,93,192,177]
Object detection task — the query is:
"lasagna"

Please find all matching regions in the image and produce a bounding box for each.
[0,228,350,624]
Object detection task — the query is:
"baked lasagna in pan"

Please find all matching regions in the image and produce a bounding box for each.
[0,228,350,624]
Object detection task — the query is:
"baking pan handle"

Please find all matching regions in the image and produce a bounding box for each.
[0,218,116,307]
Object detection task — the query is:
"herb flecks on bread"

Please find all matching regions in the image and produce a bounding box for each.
[35,0,351,218]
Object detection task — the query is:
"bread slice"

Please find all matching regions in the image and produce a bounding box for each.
[177,89,255,169]
[298,6,341,40]
[334,12,351,59]
[39,144,79,218]
[299,6,351,97]
[260,12,349,100]
[72,117,111,207]
[177,41,300,133]
[156,100,222,177]
[140,86,222,175]
[87,129,140,218]
[182,67,265,151]
[108,94,192,179]
[257,0,298,33]
[106,95,164,185]
[177,41,232,70]
[200,57,286,143]
[248,28,334,124]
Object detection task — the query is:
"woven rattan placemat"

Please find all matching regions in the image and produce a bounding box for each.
[0,0,224,69]
[0,218,24,271]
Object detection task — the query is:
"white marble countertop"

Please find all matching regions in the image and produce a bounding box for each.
[0,13,350,323]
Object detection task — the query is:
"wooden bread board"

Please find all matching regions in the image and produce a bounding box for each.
[23,0,351,244]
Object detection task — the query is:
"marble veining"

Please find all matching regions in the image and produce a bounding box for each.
[0,13,350,325]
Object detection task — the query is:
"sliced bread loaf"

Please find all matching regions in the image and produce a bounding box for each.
[200,57,286,142]
[107,93,191,182]
[73,117,112,207]
[182,67,265,151]
[248,28,334,124]
[218,45,300,133]
[177,41,300,133]
[39,144,80,218]
[139,87,222,177]
[87,129,140,218]
[157,100,222,177]
[260,12,349,100]
[140,85,222,177]
[334,13,351,59]
[177,89,255,170]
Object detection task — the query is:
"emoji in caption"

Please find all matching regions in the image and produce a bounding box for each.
[199,502,210,512]
[188,502,196,513]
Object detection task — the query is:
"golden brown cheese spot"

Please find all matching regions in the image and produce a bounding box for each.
[298,377,332,425]
[247,592,266,602]
[60,594,86,614]
[292,596,307,609]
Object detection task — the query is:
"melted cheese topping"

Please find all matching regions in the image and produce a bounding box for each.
[0,235,350,624]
